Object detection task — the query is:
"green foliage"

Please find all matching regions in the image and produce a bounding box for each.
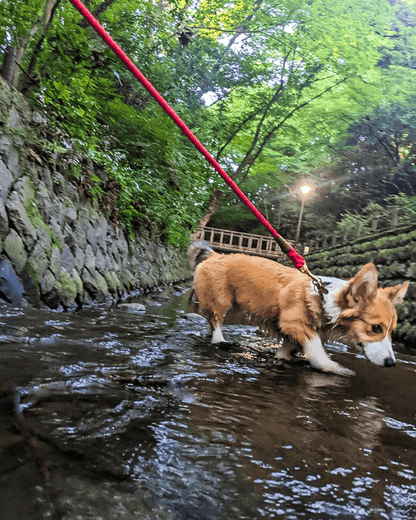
[330,195,416,242]
[336,212,371,241]
[1,0,416,249]
[396,194,416,214]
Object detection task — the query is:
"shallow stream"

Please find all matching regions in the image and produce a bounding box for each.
[1,286,416,520]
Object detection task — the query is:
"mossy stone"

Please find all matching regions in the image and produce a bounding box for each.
[3,228,27,274]
[57,267,77,307]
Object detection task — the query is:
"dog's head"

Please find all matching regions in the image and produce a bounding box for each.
[335,263,409,367]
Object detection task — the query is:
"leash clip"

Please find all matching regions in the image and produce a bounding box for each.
[298,264,328,299]
[312,278,328,299]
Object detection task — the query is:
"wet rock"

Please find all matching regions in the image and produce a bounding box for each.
[49,246,61,276]
[82,267,108,301]
[15,176,35,206]
[73,246,85,271]
[35,180,52,220]
[5,191,37,250]
[42,278,63,309]
[71,269,83,296]
[6,147,20,180]
[0,198,9,240]
[121,267,135,290]
[49,216,65,246]
[72,220,88,250]
[109,243,121,270]
[31,110,47,125]
[406,262,416,279]
[6,106,24,132]
[0,134,12,156]
[86,221,99,253]
[0,257,23,305]
[0,158,13,203]
[62,222,76,249]
[118,302,146,312]
[39,268,55,295]
[60,243,76,273]
[63,201,77,224]
[3,229,27,274]
[104,270,121,295]
[97,216,108,238]
[19,267,41,307]
[95,247,107,273]
[27,226,50,279]
[51,198,65,227]
[183,313,207,323]
[84,244,96,272]
[57,267,78,308]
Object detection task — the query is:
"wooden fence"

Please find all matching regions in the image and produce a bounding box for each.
[193,226,298,261]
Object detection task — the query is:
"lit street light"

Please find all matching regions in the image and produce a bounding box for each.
[295,185,311,244]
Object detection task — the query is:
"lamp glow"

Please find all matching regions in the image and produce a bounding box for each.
[295,186,311,243]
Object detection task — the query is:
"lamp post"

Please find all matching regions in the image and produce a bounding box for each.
[295,185,311,244]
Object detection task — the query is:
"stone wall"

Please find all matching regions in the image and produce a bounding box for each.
[0,78,190,309]
[303,223,416,344]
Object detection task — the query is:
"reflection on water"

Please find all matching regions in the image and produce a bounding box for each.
[1,288,416,519]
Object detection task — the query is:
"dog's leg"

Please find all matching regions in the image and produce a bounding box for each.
[211,324,226,343]
[208,313,227,344]
[303,335,355,377]
[274,338,299,361]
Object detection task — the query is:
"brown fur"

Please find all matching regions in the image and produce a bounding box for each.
[189,242,409,375]
[193,250,323,345]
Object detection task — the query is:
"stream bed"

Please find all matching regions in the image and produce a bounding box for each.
[1,286,416,520]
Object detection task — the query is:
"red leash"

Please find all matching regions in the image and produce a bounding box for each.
[67,0,307,271]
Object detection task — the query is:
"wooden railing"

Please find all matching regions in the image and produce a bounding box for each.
[193,226,297,261]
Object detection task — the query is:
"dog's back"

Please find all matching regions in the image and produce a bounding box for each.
[187,240,216,273]
[187,240,409,377]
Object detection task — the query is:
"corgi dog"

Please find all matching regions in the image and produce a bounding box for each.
[188,241,409,377]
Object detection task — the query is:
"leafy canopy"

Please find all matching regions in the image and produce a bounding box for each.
[1,0,414,247]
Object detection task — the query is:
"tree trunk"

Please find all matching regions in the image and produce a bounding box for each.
[5,0,62,89]
[20,0,63,93]
[192,189,221,240]
[0,46,17,84]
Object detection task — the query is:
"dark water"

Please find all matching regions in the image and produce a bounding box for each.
[1,287,416,520]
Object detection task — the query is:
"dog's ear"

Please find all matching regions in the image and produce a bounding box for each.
[383,281,409,306]
[344,263,378,308]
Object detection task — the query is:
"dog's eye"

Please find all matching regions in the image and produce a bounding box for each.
[371,324,383,334]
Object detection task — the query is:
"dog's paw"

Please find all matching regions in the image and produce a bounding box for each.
[321,361,355,377]
[274,349,294,362]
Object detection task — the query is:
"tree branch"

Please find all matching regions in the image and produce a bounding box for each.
[197,0,264,98]
[235,77,348,182]
[79,0,117,27]
[216,48,293,160]
[10,0,62,88]
[20,0,63,93]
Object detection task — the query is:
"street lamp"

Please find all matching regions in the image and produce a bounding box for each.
[295,185,311,244]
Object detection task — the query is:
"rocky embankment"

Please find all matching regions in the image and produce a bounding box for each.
[0,78,190,309]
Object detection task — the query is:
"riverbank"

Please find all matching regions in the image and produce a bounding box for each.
[0,78,190,309]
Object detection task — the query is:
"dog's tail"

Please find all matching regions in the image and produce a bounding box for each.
[187,240,215,273]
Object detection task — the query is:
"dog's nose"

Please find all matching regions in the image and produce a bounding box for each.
[384,357,396,367]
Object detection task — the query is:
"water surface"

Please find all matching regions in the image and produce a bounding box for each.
[0,287,416,519]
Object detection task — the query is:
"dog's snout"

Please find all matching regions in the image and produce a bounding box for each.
[384,357,396,368]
